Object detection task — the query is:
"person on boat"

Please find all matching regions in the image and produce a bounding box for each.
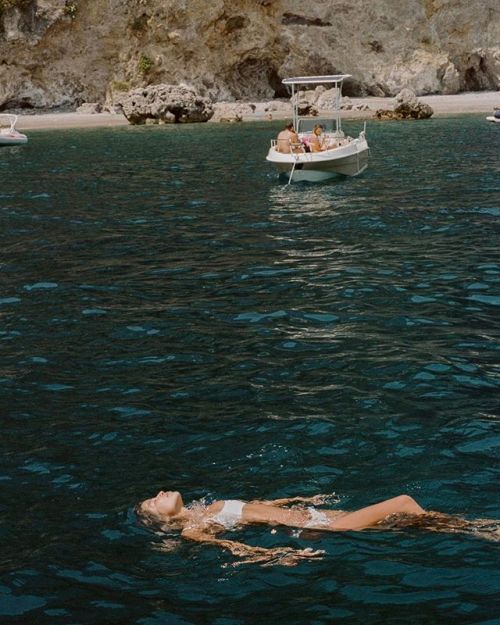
[276,122,301,153]
[309,124,327,152]
[136,490,497,566]
[494,107,500,119]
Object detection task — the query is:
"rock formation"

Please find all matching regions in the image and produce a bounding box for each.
[76,102,102,114]
[292,86,372,113]
[117,84,213,124]
[375,88,434,119]
[0,0,499,110]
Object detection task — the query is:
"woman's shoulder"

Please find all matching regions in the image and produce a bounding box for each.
[206,500,225,514]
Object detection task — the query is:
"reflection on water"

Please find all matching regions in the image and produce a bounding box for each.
[0,117,499,624]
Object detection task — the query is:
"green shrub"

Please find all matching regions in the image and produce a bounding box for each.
[64,1,77,19]
[138,54,153,74]
[112,80,130,93]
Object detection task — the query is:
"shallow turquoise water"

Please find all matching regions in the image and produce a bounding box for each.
[0,116,499,624]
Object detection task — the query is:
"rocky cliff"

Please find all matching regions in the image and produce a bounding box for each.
[0,0,498,109]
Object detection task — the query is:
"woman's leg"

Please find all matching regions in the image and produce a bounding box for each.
[328,495,425,531]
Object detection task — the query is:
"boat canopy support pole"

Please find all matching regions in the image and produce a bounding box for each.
[336,82,342,135]
[287,156,297,185]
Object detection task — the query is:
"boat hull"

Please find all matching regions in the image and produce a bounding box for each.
[486,116,500,123]
[267,136,369,182]
[0,132,28,146]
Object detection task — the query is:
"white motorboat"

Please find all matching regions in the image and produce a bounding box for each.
[0,114,28,146]
[266,74,369,183]
[486,115,500,123]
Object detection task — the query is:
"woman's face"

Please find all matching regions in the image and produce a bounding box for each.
[141,490,183,519]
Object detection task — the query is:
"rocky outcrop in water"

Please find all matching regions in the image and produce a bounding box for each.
[0,0,498,110]
[375,88,434,120]
[116,84,213,124]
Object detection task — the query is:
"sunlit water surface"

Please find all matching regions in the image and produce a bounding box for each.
[0,117,499,624]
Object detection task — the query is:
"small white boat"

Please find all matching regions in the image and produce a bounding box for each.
[0,114,28,146]
[266,74,369,183]
[486,115,500,123]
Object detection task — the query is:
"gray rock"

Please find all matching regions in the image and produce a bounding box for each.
[394,88,433,118]
[103,104,123,114]
[117,84,213,125]
[440,62,461,95]
[76,102,102,114]
[294,93,318,116]
[212,102,255,122]
[340,96,353,110]
[395,88,418,108]
[375,89,434,120]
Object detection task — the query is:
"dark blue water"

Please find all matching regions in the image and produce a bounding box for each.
[0,116,499,624]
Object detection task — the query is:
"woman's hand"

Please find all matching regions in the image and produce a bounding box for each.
[234,546,325,567]
[253,494,333,506]
[182,525,325,567]
[300,494,329,505]
[284,494,331,505]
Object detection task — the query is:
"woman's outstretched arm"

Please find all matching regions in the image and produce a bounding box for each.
[181,527,324,566]
[249,494,330,507]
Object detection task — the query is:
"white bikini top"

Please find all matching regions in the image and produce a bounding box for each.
[210,500,245,529]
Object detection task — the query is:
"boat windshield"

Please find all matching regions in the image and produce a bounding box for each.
[297,118,336,134]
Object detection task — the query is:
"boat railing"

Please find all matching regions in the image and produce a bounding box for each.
[0,114,18,132]
[270,138,306,154]
[270,136,353,153]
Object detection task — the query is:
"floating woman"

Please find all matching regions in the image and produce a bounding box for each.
[135,490,498,566]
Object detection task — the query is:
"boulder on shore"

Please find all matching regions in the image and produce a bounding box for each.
[211,102,255,122]
[117,84,213,124]
[375,88,434,120]
[76,102,102,114]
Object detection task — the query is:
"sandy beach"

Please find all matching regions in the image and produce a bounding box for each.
[347,91,500,119]
[13,91,500,131]
[15,111,130,131]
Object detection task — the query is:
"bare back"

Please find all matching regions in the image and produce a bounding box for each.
[276,129,299,153]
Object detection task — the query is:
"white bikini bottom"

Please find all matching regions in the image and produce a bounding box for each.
[305,507,330,528]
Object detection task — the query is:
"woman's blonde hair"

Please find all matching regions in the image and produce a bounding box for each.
[134,502,184,533]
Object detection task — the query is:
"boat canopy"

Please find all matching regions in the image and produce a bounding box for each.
[0,113,17,126]
[282,75,351,135]
[282,74,351,86]
[0,113,18,128]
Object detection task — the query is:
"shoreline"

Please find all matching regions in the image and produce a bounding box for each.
[12,91,500,131]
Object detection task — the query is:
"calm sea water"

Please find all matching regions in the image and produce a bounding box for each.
[0,116,499,625]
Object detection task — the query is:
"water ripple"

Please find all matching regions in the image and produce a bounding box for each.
[0,117,498,624]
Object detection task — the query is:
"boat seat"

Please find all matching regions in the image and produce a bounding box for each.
[289,141,305,154]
